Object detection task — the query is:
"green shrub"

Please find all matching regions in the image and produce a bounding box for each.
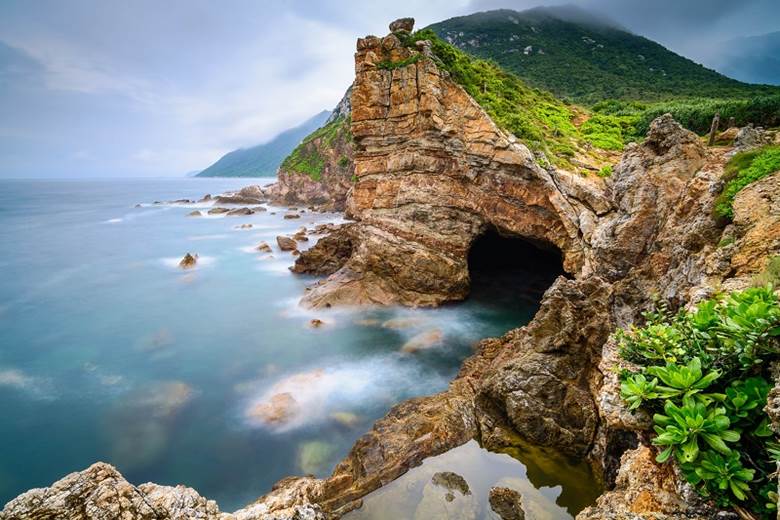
[597,165,613,178]
[715,146,780,219]
[617,286,780,517]
[581,114,638,150]
[594,96,780,136]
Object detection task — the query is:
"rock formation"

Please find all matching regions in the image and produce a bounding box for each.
[0,462,325,520]
[179,252,198,269]
[265,87,356,211]
[300,19,606,308]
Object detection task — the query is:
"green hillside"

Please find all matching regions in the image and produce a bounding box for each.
[428,7,779,104]
[196,110,330,177]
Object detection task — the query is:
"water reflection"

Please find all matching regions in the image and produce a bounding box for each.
[346,440,601,520]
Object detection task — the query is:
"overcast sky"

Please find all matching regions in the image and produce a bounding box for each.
[0,0,777,178]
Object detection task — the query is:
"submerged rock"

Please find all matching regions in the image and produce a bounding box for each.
[298,441,336,475]
[207,207,230,215]
[489,487,525,520]
[178,253,198,269]
[248,392,299,425]
[401,329,443,353]
[309,318,324,328]
[284,212,301,220]
[382,317,425,330]
[414,472,477,520]
[431,472,471,496]
[330,411,360,428]
[188,210,202,217]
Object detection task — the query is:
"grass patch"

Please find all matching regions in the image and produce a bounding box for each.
[714,145,780,219]
[280,116,352,181]
[597,165,613,177]
[376,54,421,70]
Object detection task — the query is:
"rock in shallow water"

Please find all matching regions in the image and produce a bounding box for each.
[489,487,525,520]
[179,252,198,269]
[401,329,443,353]
[277,235,298,252]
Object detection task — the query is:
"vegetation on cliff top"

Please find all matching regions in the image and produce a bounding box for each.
[280,116,352,181]
[409,28,619,169]
[428,8,779,105]
[617,286,780,518]
[428,8,780,144]
[714,145,780,219]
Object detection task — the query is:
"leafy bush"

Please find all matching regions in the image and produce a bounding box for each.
[581,114,638,150]
[617,286,780,517]
[715,146,780,219]
[595,96,780,136]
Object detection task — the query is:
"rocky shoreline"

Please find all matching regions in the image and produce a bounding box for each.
[3,18,780,520]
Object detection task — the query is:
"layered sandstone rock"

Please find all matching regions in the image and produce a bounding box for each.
[301,21,608,308]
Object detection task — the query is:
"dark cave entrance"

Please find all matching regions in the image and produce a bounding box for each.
[466,228,564,318]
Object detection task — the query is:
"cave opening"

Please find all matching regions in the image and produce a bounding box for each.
[466,228,564,317]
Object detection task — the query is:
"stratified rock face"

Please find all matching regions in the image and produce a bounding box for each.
[302,29,606,308]
[291,224,355,275]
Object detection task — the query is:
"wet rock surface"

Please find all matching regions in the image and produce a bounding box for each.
[488,487,525,520]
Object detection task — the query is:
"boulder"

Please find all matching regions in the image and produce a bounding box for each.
[207,207,229,215]
[256,241,273,253]
[291,224,354,275]
[488,487,525,520]
[389,17,414,33]
[284,212,301,219]
[215,185,265,205]
[277,236,298,252]
[226,207,254,216]
[178,253,198,269]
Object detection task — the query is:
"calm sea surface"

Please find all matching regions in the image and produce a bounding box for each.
[0,178,592,515]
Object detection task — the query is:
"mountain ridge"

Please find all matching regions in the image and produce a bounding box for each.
[427,7,779,104]
[195,110,331,178]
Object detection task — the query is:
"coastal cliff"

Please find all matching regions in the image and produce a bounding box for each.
[4,17,780,520]
[265,88,356,211]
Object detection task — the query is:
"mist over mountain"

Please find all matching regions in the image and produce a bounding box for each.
[196,110,331,178]
[428,7,777,103]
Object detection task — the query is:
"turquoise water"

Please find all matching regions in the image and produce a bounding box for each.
[0,178,557,511]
